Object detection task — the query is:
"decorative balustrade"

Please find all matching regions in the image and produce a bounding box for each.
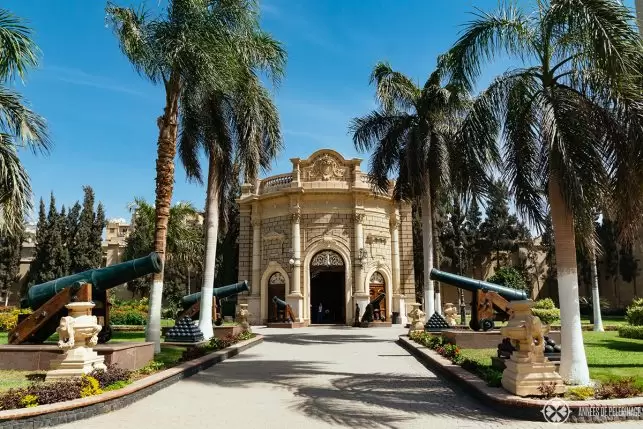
[258,173,293,194]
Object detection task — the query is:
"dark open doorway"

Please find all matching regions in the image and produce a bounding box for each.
[311,271,345,324]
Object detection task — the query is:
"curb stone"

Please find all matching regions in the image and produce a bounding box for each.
[0,335,264,429]
[397,335,643,423]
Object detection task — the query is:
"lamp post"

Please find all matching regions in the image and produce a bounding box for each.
[457,242,466,326]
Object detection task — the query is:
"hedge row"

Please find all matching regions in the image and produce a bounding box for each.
[618,325,643,340]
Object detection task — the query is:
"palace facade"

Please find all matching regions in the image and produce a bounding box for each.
[236,149,415,325]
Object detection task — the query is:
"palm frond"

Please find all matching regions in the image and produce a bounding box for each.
[0,86,49,153]
[441,1,535,91]
[370,62,420,113]
[0,9,39,83]
[105,3,164,83]
[0,133,31,236]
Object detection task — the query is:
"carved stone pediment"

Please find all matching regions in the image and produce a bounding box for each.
[306,154,347,181]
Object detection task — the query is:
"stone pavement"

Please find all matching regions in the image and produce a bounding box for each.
[55,326,638,429]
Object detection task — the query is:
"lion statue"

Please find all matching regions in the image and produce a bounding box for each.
[57,316,75,350]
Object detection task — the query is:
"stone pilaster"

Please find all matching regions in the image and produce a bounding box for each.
[353,212,369,317]
[288,206,304,322]
[391,213,407,324]
[251,207,261,296]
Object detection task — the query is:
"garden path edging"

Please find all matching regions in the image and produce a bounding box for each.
[0,335,264,429]
[397,335,643,423]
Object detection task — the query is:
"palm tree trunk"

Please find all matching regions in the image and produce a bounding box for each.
[432,204,441,315]
[146,73,180,354]
[197,152,221,340]
[549,177,591,385]
[590,240,604,332]
[422,177,435,316]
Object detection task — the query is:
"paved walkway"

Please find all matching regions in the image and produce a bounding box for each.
[56,326,637,429]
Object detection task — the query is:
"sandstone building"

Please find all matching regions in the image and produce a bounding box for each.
[236,149,415,325]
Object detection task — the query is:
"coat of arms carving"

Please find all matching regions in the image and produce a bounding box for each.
[310,154,345,181]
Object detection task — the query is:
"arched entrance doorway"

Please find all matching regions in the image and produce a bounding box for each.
[310,250,345,324]
[267,272,286,322]
[369,271,387,322]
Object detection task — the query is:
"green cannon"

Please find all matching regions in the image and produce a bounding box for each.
[176,280,249,323]
[429,268,528,331]
[11,253,162,344]
[361,292,386,323]
[271,296,296,323]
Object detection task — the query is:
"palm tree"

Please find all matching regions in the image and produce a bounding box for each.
[106,0,285,351]
[0,9,50,235]
[124,198,204,299]
[179,63,283,338]
[350,62,499,317]
[442,0,643,384]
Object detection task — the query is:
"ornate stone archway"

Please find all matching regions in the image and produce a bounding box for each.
[260,261,290,322]
[303,237,352,323]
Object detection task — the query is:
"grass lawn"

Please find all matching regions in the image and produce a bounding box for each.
[0,330,187,392]
[459,331,643,389]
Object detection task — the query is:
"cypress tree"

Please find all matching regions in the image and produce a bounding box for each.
[66,202,81,268]
[57,206,71,276]
[45,193,66,280]
[28,199,48,285]
[91,202,106,268]
[0,226,23,305]
[72,186,96,272]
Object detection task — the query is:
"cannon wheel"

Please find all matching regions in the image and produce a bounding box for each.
[480,319,495,331]
[98,324,113,344]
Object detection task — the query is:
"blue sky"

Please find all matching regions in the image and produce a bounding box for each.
[7,0,638,223]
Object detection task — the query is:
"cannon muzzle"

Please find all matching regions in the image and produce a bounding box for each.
[272,296,287,308]
[180,281,249,309]
[429,269,527,301]
[369,292,386,306]
[22,252,163,310]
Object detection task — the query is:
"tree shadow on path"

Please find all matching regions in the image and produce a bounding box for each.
[189,356,507,429]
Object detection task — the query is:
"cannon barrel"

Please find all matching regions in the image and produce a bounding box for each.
[272,296,287,308]
[370,292,386,306]
[429,268,527,301]
[180,281,249,309]
[21,252,162,310]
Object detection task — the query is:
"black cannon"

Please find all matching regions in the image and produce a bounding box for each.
[272,296,296,323]
[11,252,162,344]
[361,292,386,323]
[176,280,249,324]
[429,268,528,331]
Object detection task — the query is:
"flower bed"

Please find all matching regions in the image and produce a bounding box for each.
[409,331,503,387]
[0,308,32,333]
[0,331,255,411]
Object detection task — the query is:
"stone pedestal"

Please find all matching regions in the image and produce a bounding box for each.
[393,294,407,325]
[245,296,261,325]
[500,300,564,397]
[286,293,303,322]
[407,303,426,335]
[46,302,106,381]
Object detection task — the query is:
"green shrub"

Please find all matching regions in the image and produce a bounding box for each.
[565,386,595,401]
[618,325,643,339]
[19,394,38,408]
[579,296,611,316]
[89,364,131,389]
[0,308,32,332]
[534,298,556,310]
[137,361,166,375]
[625,299,643,326]
[594,378,642,399]
[103,380,132,391]
[487,267,529,294]
[110,309,146,325]
[532,309,560,325]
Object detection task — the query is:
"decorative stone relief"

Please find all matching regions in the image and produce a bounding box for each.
[354,213,365,223]
[311,250,344,267]
[370,271,385,284]
[263,231,285,259]
[269,272,286,285]
[366,234,388,245]
[307,154,346,181]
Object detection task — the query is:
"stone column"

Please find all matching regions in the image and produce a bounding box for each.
[391,213,407,325]
[353,212,369,321]
[248,208,261,322]
[287,209,304,322]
